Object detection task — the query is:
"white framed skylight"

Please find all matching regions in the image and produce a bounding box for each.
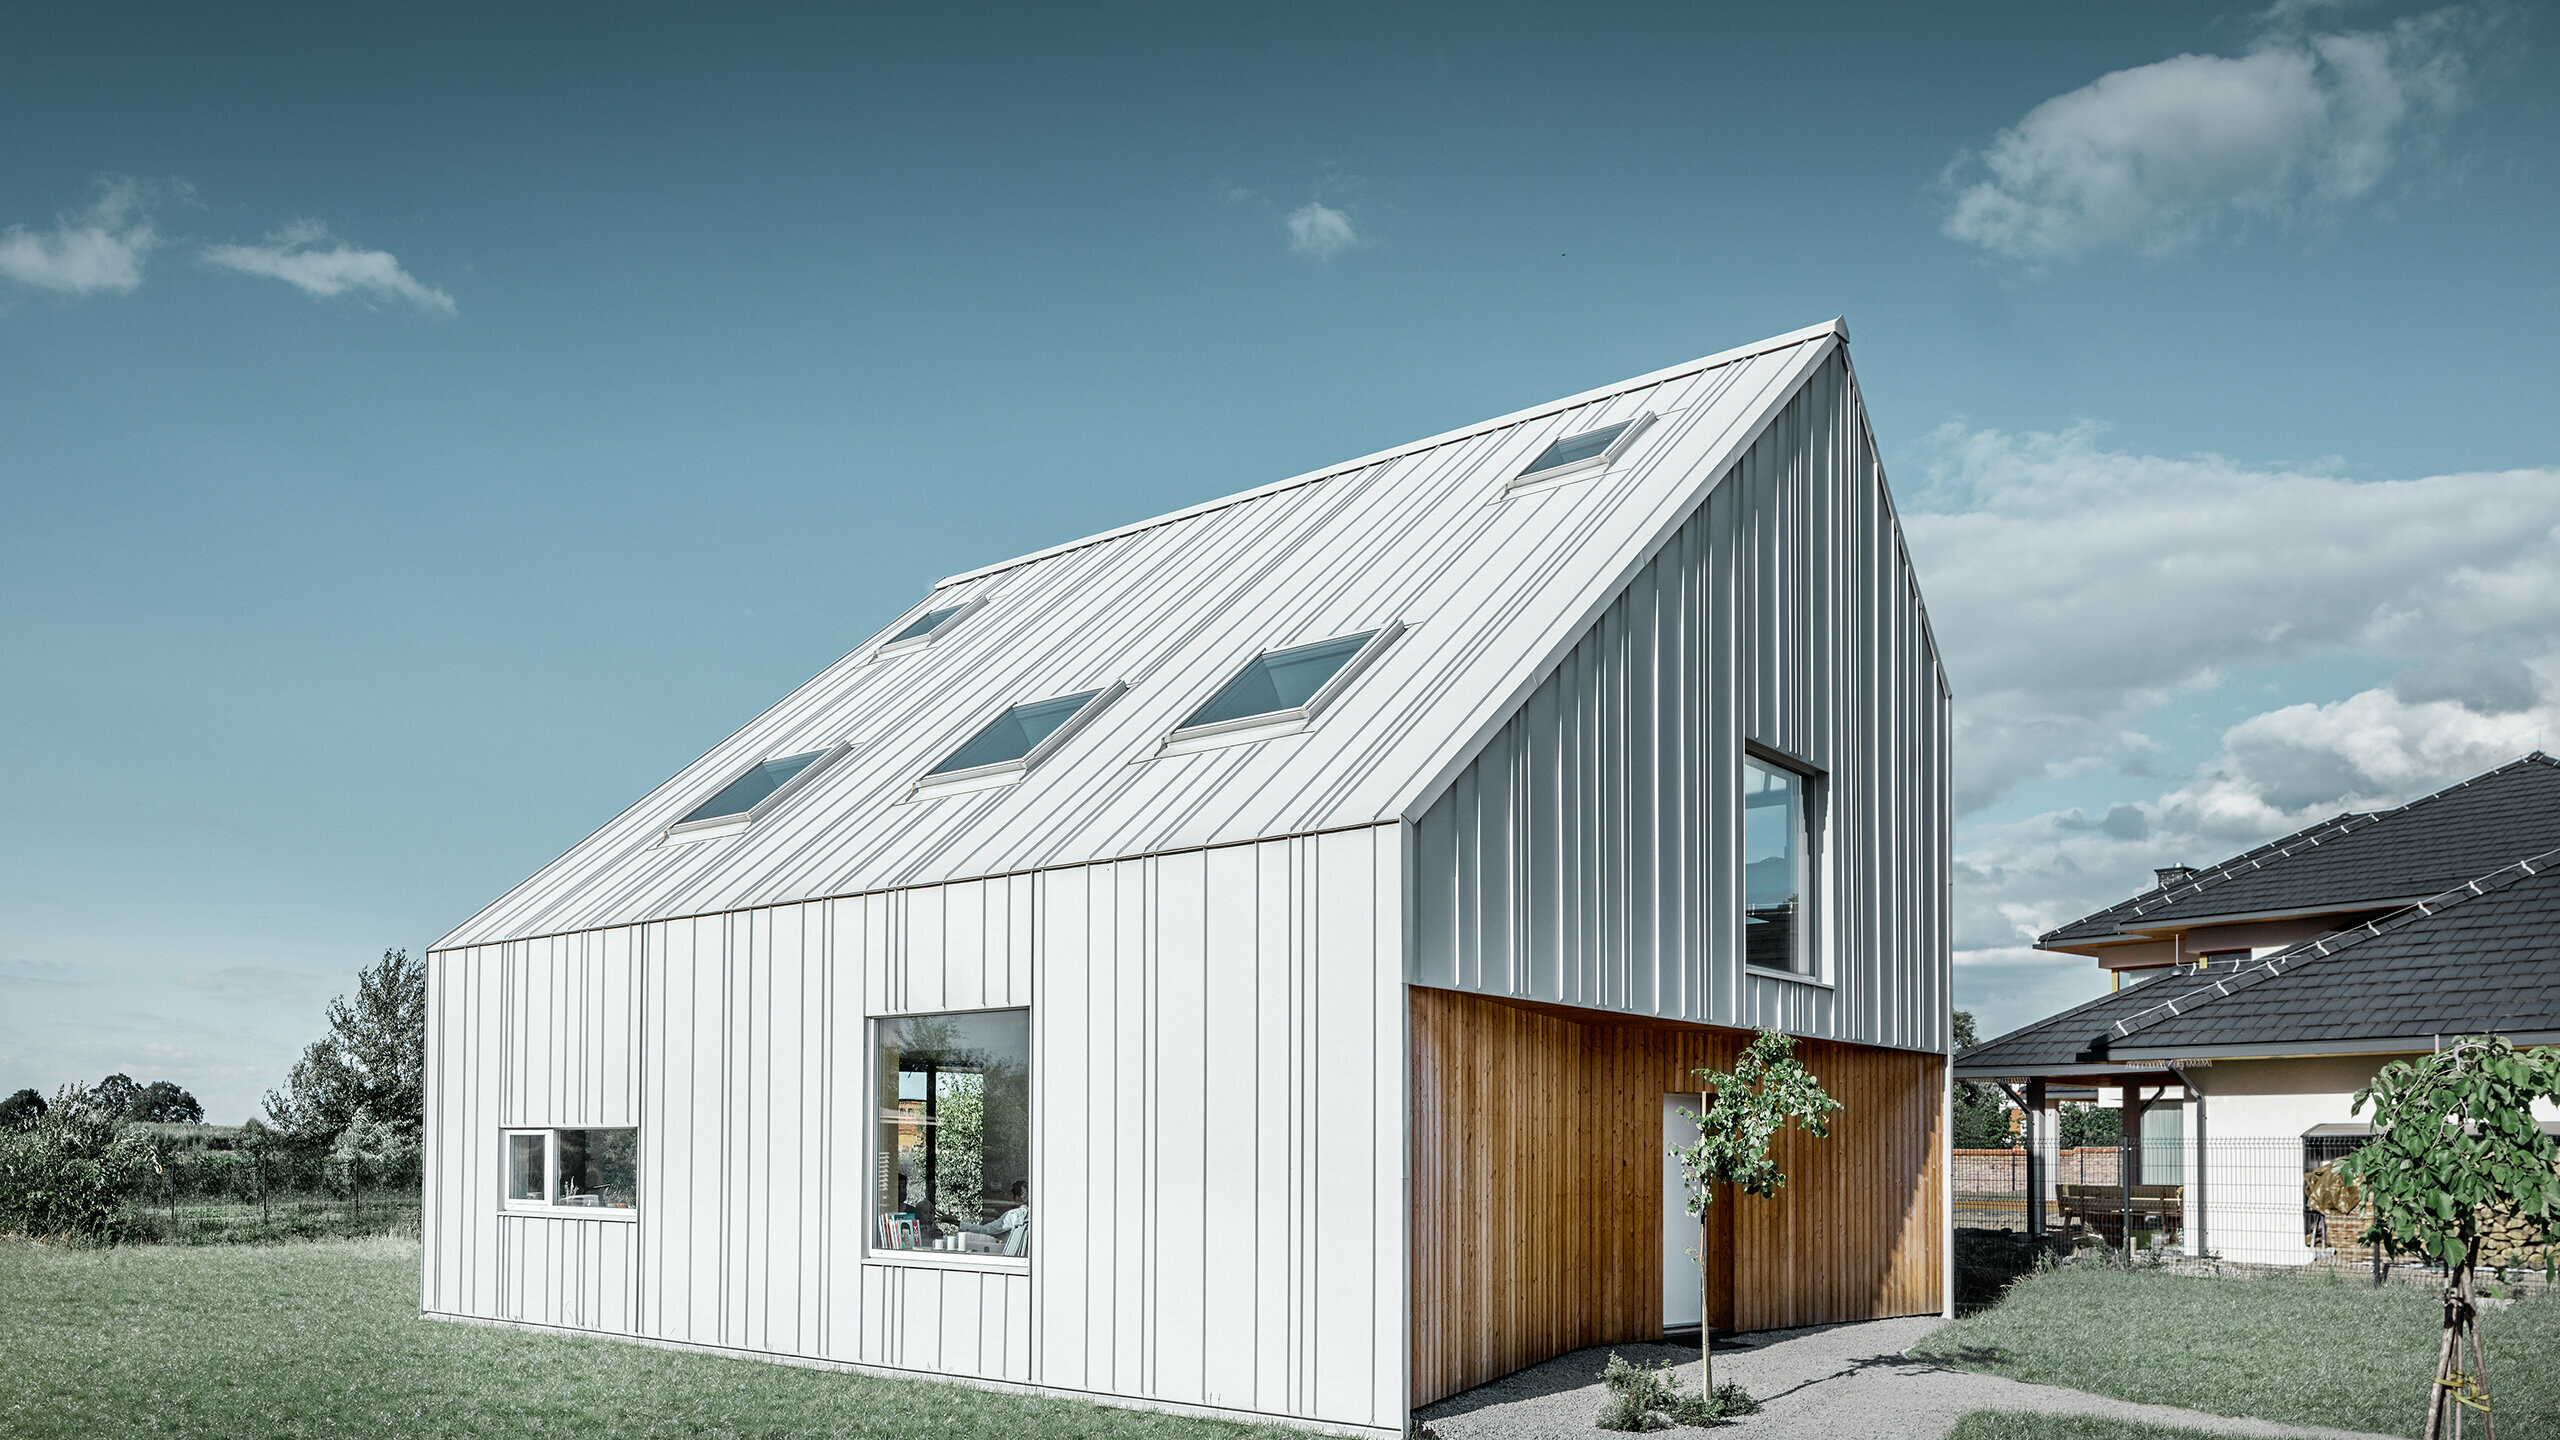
[1505,411,1655,493]
[665,743,850,841]
[912,684,1125,797]
[873,596,984,659]
[1158,624,1403,756]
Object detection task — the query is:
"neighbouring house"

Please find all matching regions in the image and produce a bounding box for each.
[422,319,1953,1437]
[1957,754,2560,1265]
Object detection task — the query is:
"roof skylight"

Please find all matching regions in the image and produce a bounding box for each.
[676,750,829,827]
[1512,412,1653,486]
[1181,632,1378,730]
[888,605,964,645]
[929,690,1105,776]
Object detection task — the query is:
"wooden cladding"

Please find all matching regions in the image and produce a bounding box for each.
[1409,986,1945,1407]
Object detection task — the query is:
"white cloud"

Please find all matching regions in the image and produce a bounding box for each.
[203,220,455,314]
[1285,201,1361,260]
[0,177,160,295]
[1901,423,2560,812]
[1922,421,2560,1037]
[1941,7,2477,261]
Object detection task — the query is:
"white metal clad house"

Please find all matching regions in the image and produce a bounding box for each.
[423,318,1953,1437]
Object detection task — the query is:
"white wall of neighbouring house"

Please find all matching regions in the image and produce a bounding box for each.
[422,823,1408,1438]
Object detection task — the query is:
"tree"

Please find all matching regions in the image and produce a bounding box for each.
[1950,1010,2017,1150]
[0,1089,45,1131]
[91,1073,143,1120]
[266,949,427,1150]
[2336,1036,2560,1440]
[234,1117,278,1225]
[1669,1029,1843,1405]
[2059,1102,2120,1150]
[0,1084,160,1241]
[328,1107,409,1217]
[127,1081,203,1124]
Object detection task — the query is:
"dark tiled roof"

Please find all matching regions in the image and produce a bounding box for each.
[2108,846,2560,1056]
[2040,754,2560,946]
[1953,958,2253,1075]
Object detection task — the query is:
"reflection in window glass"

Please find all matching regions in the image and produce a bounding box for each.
[554,1128,638,1209]
[1743,757,1811,974]
[1181,632,1377,730]
[679,751,826,825]
[1519,419,1635,478]
[929,692,1099,775]
[888,605,964,645]
[875,1010,1031,1258]
[507,1133,547,1202]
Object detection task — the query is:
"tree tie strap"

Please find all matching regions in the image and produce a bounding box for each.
[2435,1369,2492,1416]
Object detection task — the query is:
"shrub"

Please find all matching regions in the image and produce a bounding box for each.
[1593,1352,1755,1430]
[0,1085,161,1242]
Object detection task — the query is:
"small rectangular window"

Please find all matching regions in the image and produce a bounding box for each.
[1513,412,1651,485]
[1181,631,1377,730]
[678,750,829,827]
[1742,756,1814,975]
[928,690,1103,777]
[874,1011,1031,1260]
[502,1128,640,1213]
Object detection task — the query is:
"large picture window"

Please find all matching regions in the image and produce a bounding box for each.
[874,1010,1031,1259]
[501,1128,639,1213]
[1742,755,1815,975]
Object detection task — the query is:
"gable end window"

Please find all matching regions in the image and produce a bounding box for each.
[1742,753,1820,977]
[1510,412,1654,489]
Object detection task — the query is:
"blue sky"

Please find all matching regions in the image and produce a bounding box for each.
[5,2,2556,1120]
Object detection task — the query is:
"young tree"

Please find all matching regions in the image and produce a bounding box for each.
[266,950,427,1149]
[328,1107,408,1217]
[2337,1037,2560,1440]
[1669,1029,1843,1403]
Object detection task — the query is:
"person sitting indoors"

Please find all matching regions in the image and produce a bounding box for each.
[955,1179,1030,1256]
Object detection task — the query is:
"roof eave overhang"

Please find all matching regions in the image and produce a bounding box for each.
[1951,1059,2180,1083]
[2111,1030,2560,1063]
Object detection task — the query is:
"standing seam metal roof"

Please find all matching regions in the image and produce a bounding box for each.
[438,321,1921,951]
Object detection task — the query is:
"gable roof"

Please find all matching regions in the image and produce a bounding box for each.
[440,320,1920,951]
[2041,753,2560,946]
[1961,845,2560,1075]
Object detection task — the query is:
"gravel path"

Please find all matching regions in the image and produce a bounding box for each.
[1412,1318,2406,1440]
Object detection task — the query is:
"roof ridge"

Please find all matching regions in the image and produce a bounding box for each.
[2104,841,2560,1046]
[934,320,1848,588]
[2039,751,2560,945]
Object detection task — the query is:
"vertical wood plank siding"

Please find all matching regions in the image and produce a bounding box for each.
[1407,987,1944,1407]
[421,823,1407,1434]
[1412,353,1950,1054]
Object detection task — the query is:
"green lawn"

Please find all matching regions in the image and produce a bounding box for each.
[0,1237,1293,1439]
[1945,1416,2243,1440]
[1910,1262,2560,1439]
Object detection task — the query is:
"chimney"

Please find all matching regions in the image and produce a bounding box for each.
[2154,865,2196,891]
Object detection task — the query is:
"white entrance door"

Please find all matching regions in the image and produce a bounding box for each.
[1662,1093,1704,1330]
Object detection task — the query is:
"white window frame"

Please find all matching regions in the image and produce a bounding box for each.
[499,1127,640,1223]
[1157,623,1405,757]
[1741,744,1831,988]
[663,741,853,843]
[872,595,986,660]
[868,1008,1033,1272]
[909,683,1126,799]
[1504,411,1656,495]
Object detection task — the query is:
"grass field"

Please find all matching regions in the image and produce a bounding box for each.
[1911,1261,2560,1439]
[1944,1416,2244,1440]
[125,1195,421,1245]
[0,1236,1293,1439]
